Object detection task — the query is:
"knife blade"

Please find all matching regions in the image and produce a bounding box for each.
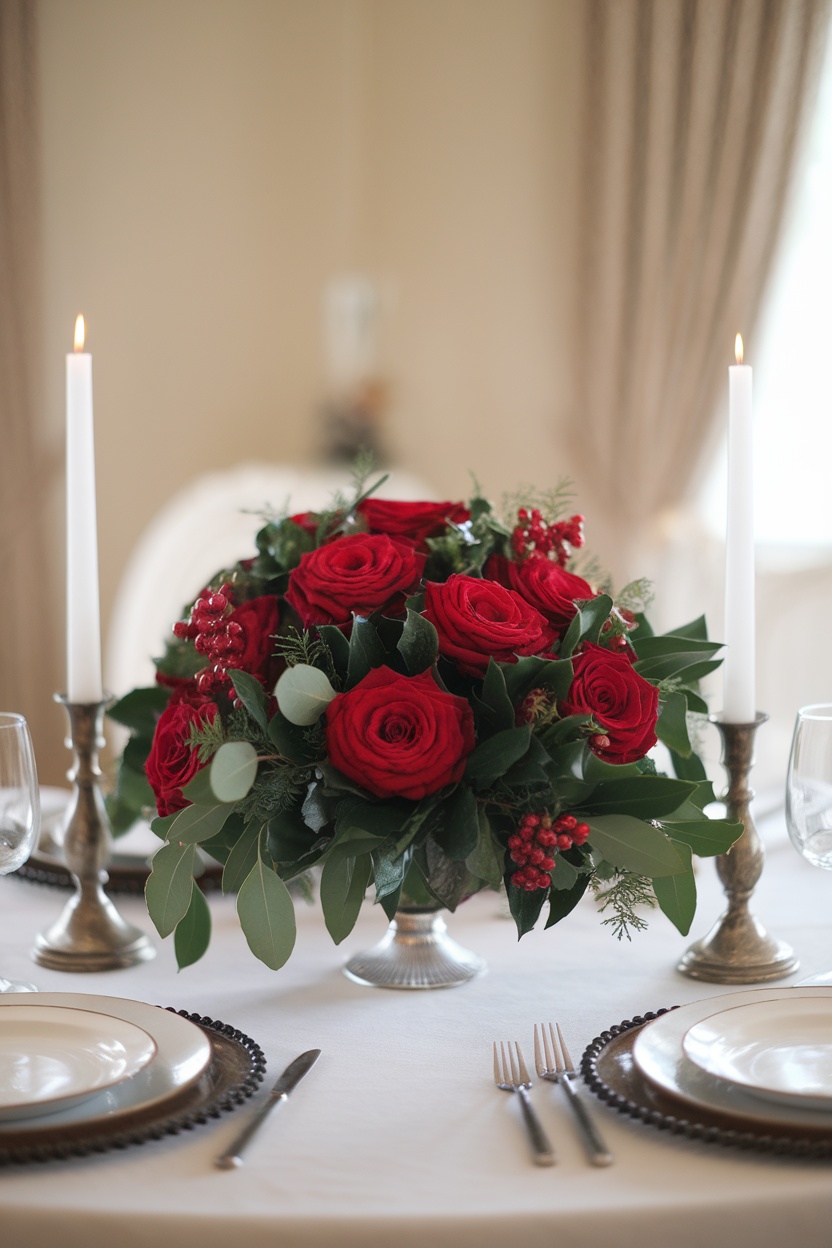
[215,1048,321,1169]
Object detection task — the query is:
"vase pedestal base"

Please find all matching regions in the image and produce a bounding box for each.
[343,909,486,990]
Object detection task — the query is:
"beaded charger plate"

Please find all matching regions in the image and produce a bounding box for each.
[0,1005,265,1166]
[581,1008,832,1160]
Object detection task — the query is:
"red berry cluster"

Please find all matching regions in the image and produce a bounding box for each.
[173,585,244,693]
[507,811,591,891]
[510,509,585,566]
[601,606,637,651]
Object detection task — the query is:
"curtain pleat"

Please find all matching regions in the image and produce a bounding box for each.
[0,0,63,782]
[570,0,831,573]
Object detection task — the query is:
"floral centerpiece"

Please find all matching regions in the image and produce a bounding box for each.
[109,465,740,972]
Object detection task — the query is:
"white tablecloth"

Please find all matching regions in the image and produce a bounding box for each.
[2,810,831,1248]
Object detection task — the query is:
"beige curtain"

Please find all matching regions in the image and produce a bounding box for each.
[0,0,62,782]
[570,0,831,574]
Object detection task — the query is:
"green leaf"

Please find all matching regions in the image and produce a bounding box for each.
[145,840,197,938]
[475,660,515,734]
[317,624,351,679]
[334,795,415,840]
[669,746,708,783]
[433,785,480,860]
[502,655,574,704]
[236,854,297,969]
[656,690,693,756]
[545,875,590,927]
[397,609,438,674]
[371,840,413,901]
[465,726,533,789]
[107,685,170,736]
[222,819,262,893]
[346,617,387,688]
[267,806,323,866]
[229,670,270,731]
[421,839,475,910]
[579,777,699,819]
[559,595,613,658]
[275,663,337,726]
[465,809,503,888]
[549,852,580,890]
[164,801,234,845]
[268,710,319,764]
[508,882,549,936]
[652,841,697,935]
[501,734,551,789]
[319,852,372,944]
[584,814,688,878]
[209,740,259,802]
[667,615,709,641]
[174,886,212,968]
[661,817,742,858]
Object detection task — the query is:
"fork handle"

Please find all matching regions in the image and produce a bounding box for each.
[515,1087,556,1166]
[561,1077,614,1166]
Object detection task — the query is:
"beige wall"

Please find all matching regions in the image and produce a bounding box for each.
[39,0,581,764]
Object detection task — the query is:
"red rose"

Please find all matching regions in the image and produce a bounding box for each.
[228,595,281,684]
[325,666,475,799]
[560,642,659,764]
[357,498,470,543]
[285,532,425,628]
[423,574,556,677]
[146,699,218,816]
[487,553,597,633]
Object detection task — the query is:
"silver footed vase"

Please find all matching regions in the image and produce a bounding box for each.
[343,899,486,990]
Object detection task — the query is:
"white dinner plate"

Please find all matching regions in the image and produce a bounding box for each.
[0,1005,157,1122]
[0,994,212,1133]
[632,987,832,1129]
[682,997,832,1111]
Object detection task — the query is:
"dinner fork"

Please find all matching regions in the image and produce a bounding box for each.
[493,1041,556,1166]
[534,1023,614,1166]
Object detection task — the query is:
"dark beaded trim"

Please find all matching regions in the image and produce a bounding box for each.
[581,1010,832,1160]
[0,1010,266,1167]
[13,859,223,895]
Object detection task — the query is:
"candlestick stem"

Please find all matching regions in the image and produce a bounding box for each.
[31,696,155,971]
[677,713,797,982]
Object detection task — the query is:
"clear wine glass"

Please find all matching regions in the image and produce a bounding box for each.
[0,713,40,992]
[786,703,832,987]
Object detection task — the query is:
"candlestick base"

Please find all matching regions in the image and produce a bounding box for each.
[677,713,798,984]
[31,696,155,972]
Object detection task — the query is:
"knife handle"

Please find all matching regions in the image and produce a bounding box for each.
[215,1093,287,1169]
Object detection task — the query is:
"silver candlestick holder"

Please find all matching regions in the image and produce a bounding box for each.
[31,695,155,971]
[677,712,798,983]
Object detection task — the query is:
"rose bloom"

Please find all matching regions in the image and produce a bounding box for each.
[325,666,475,800]
[423,574,555,677]
[487,553,596,633]
[146,699,218,816]
[285,532,425,628]
[357,498,470,544]
[227,595,281,685]
[560,642,659,764]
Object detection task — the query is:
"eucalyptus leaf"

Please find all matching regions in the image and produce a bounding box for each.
[174,885,212,969]
[320,852,372,944]
[210,740,259,802]
[585,814,687,878]
[275,663,337,726]
[145,840,197,938]
[222,819,262,894]
[165,801,234,846]
[651,841,697,935]
[236,855,297,969]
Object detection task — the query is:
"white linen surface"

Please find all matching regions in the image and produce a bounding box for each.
[1,811,831,1248]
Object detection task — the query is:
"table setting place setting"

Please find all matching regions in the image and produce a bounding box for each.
[5,323,832,1191]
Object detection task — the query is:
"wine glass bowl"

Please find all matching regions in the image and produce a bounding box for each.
[0,713,40,992]
[786,704,832,869]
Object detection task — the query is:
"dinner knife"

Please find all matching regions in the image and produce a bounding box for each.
[215,1047,321,1169]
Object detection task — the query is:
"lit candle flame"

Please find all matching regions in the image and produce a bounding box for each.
[735,333,744,366]
[74,314,86,353]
